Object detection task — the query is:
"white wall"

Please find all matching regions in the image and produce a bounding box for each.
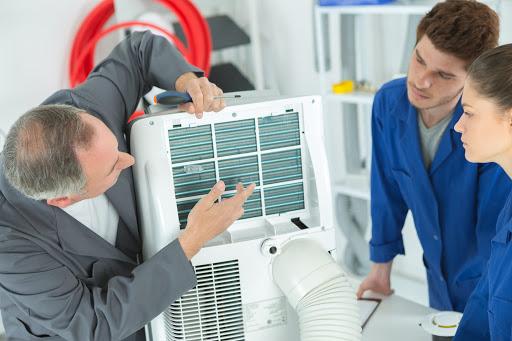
[2,0,510,143]
[258,1,320,95]
[0,1,109,150]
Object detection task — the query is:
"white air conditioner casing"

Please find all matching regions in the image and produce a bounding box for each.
[130,95,337,341]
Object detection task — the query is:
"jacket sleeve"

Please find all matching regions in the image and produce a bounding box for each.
[43,30,203,132]
[0,233,196,340]
[453,266,490,340]
[369,91,409,263]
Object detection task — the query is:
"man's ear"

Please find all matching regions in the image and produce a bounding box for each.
[47,196,74,208]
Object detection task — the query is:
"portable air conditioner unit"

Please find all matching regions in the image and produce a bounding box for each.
[130,94,347,341]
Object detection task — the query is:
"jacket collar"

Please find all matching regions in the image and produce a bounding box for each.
[104,168,140,244]
[0,155,136,264]
[429,107,462,175]
[394,88,463,175]
[395,101,459,230]
[55,207,135,264]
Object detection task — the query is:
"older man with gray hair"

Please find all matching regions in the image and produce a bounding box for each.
[0,31,254,341]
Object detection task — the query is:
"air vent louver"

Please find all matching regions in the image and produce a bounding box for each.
[164,260,245,341]
[258,113,300,151]
[265,183,305,215]
[172,162,217,199]
[261,149,302,185]
[222,190,262,219]
[218,156,260,191]
[215,119,257,157]
[169,125,214,164]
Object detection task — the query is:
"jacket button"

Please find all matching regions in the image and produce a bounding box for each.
[433,234,439,240]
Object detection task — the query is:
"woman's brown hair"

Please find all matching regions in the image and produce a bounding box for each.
[467,44,512,111]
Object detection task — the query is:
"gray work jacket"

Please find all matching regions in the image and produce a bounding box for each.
[0,31,200,341]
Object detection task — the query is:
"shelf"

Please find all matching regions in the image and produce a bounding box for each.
[334,174,370,200]
[209,63,255,92]
[173,15,250,51]
[316,1,433,15]
[324,91,375,105]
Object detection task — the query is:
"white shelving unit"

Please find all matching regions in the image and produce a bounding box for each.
[316,0,504,201]
[333,173,370,201]
[316,1,433,15]
[324,91,374,105]
[314,0,435,304]
[314,0,433,199]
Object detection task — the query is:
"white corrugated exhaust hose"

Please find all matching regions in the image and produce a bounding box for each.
[272,238,362,341]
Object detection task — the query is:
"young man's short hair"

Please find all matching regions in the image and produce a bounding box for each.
[417,0,499,68]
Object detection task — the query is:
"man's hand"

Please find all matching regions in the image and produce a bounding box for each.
[175,72,225,118]
[178,181,256,260]
[356,261,394,298]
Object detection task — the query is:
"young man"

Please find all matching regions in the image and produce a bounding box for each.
[0,31,254,340]
[357,0,510,312]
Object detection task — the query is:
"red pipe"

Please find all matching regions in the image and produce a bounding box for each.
[69,0,211,87]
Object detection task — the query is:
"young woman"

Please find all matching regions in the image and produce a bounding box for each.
[453,43,512,340]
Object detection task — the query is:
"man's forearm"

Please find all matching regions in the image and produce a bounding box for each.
[178,228,203,260]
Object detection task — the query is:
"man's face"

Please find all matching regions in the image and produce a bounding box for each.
[454,80,512,164]
[407,36,467,112]
[75,113,135,199]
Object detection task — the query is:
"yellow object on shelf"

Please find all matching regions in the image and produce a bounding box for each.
[332,80,354,94]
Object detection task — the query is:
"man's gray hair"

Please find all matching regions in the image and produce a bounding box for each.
[3,104,94,200]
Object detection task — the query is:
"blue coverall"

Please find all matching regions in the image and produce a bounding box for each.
[370,78,510,311]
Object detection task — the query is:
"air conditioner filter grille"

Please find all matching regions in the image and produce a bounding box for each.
[168,112,305,229]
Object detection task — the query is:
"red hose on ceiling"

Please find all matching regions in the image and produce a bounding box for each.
[69,0,212,88]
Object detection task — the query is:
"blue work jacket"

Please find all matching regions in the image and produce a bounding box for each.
[369,78,510,312]
[455,190,512,341]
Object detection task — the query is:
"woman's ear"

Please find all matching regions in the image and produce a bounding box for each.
[507,108,512,127]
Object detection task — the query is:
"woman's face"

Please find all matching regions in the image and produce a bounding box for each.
[454,79,512,164]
